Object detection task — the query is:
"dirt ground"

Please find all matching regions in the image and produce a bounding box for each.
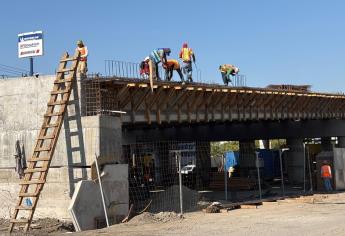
[69,192,345,236]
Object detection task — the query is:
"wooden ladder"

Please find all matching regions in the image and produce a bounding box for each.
[9,51,80,233]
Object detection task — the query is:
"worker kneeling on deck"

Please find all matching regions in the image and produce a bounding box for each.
[163,59,184,83]
[219,64,239,86]
[140,57,150,80]
[75,40,88,79]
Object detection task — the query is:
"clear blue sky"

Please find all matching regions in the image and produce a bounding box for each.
[1,0,344,92]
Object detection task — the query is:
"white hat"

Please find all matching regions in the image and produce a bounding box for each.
[234,67,240,73]
[144,57,150,61]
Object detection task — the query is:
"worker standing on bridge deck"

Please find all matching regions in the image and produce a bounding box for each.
[148,48,171,81]
[163,59,184,83]
[179,43,195,82]
[321,160,333,192]
[219,64,239,86]
[75,40,88,79]
[140,57,150,80]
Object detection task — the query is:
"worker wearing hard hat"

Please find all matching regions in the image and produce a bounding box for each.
[219,64,239,86]
[162,59,184,83]
[148,48,171,81]
[179,43,195,82]
[75,40,88,79]
[139,57,150,80]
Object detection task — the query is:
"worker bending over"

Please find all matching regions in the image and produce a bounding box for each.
[149,48,171,81]
[219,64,239,86]
[140,57,150,79]
[75,40,88,79]
[163,59,184,82]
[179,43,195,82]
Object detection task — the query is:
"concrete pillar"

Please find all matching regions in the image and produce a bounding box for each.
[337,136,345,148]
[261,140,270,149]
[286,138,304,184]
[195,141,211,189]
[321,137,333,151]
[239,140,256,169]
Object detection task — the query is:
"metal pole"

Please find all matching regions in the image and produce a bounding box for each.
[29,57,33,76]
[303,143,306,193]
[178,152,183,215]
[94,154,110,227]
[224,154,228,201]
[255,152,262,200]
[306,145,313,193]
[279,149,285,196]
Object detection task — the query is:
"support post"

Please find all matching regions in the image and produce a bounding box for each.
[224,154,228,201]
[303,143,306,193]
[94,154,110,227]
[177,152,183,215]
[306,145,313,193]
[279,149,285,196]
[255,151,262,200]
[29,57,33,76]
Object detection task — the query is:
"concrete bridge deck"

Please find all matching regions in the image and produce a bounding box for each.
[82,77,345,126]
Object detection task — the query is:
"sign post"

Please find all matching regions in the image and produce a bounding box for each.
[18,31,44,76]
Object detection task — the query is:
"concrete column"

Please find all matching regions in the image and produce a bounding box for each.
[261,140,270,149]
[321,137,333,151]
[195,141,211,189]
[239,140,256,169]
[337,137,345,148]
[286,138,304,184]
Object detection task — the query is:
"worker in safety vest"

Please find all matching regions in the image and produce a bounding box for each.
[75,40,88,79]
[179,43,195,82]
[321,160,333,192]
[219,64,239,86]
[163,59,184,82]
[148,48,171,81]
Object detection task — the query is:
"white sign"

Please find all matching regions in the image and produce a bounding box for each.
[18,31,44,58]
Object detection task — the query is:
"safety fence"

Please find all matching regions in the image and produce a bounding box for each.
[123,140,313,215]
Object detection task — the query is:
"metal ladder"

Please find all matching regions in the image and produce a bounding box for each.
[9,51,80,233]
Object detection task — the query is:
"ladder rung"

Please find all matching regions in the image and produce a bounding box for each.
[44,112,63,117]
[27,157,50,162]
[57,68,75,73]
[15,206,34,210]
[34,147,51,152]
[24,168,47,174]
[18,192,39,197]
[47,101,67,106]
[10,219,29,223]
[60,57,77,62]
[43,124,59,128]
[51,90,69,95]
[19,180,46,185]
[54,78,73,84]
[38,134,55,139]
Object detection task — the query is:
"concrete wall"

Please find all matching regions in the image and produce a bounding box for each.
[0,76,123,219]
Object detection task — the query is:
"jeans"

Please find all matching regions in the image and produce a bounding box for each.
[221,72,231,85]
[182,62,193,82]
[323,178,333,191]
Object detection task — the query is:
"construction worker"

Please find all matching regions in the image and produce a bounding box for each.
[321,160,333,192]
[139,57,150,80]
[163,59,184,82]
[75,40,88,79]
[148,48,171,81]
[219,64,240,86]
[179,43,195,82]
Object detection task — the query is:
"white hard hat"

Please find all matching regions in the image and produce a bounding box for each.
[234,67,240,73]
[144,57,150,61]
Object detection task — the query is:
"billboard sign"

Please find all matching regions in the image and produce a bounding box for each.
[18,31,44,58]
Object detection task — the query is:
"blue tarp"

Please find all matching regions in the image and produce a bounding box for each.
[224,151,239,171]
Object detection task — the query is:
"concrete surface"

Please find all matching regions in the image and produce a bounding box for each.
[70,192,345,236]
[0,76,123,219]
[68,164,128,231]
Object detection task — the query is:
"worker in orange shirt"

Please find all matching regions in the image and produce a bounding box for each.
[163,59,184,82]
[321,160,333,192]
[75,40,88,79]
[179,43,195,82]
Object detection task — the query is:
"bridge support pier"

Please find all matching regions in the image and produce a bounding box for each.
[337,136,345,148]
[321,137,333,151]
[286,138,304,185]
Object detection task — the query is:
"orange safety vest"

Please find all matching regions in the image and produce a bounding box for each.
[77,47,87,61]
[321,165,332,178]
[179,48,193,62]
[165,59,180,70]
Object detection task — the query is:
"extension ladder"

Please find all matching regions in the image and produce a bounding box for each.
[9,51,80,233]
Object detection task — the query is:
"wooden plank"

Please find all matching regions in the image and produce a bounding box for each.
[24,168,48,173]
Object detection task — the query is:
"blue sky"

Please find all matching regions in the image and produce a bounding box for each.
[0,0,344,92]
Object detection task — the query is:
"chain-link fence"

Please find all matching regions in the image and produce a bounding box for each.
[123,140,313,215]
